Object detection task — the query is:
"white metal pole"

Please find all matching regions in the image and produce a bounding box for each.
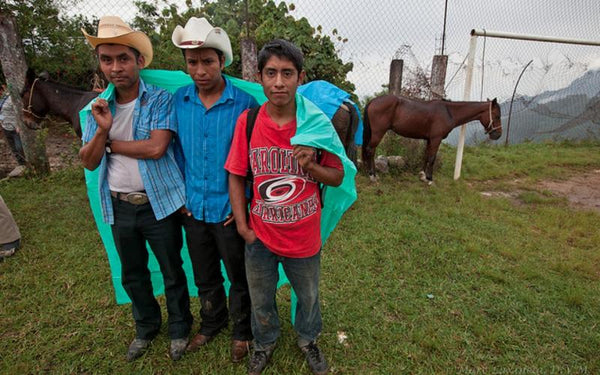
[454,34,478,180]
[470,29,600,46]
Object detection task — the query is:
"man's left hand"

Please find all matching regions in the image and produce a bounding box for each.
[293,145,316,170]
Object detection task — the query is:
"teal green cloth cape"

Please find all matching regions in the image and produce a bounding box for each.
[79,70,357,307]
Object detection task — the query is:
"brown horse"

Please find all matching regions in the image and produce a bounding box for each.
[362,95,502,183]
[21,69,99,137]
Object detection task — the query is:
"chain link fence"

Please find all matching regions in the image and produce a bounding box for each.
[25,0,600,144]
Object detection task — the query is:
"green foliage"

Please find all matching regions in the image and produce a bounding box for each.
[0,0,97,87]
[131,0,355,92]
[1,0,355,92]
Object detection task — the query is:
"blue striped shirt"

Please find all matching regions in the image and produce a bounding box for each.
[82,79,185,224]
[173,77,257,223]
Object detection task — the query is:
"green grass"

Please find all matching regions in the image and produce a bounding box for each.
[1,141,600,374]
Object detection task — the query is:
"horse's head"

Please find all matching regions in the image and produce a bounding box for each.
[481,98,502,140]
[20,68,50,126]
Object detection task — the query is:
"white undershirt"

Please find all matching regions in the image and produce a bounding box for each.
[107,100,144,192]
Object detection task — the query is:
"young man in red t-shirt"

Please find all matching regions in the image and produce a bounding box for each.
[225,39,344,375]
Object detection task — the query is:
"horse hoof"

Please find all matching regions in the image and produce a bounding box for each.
[369,175,378,183]
[418,171,427,182]
[427,180,433,186]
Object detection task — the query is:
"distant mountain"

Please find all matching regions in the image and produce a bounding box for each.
[445,68,600,145]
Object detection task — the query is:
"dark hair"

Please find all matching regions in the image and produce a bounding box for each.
[257,39,303,73]
[181,47,224,63]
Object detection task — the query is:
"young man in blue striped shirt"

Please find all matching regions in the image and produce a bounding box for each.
[79,16,192,362]
[171,17,257,362]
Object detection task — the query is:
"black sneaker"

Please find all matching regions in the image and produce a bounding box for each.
[247,347,273,375]
[301,342,328,375]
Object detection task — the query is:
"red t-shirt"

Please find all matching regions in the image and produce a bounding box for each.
[225,104,343,258]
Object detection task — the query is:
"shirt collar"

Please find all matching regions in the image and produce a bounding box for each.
[183,76,234,108]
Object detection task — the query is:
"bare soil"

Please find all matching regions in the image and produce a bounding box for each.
[538,170,600,212]
[0,122,80,179]
[481,170,600,213]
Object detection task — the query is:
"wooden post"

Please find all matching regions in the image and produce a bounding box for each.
[241,38,258,82]
[430,55,448,100]
[0,13,49,175]
[389,59,403,96]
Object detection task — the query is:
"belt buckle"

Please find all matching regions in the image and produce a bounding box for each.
[126,192,148,205]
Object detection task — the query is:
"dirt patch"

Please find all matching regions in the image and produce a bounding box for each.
[538,170,600,212]
[481,171,600,213]
[0,122,80,178]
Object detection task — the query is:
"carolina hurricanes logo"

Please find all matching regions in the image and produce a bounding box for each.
[257,176,307,205]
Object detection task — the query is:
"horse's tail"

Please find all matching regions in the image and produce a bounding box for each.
[345,101,359,165]
[362,100,372,157]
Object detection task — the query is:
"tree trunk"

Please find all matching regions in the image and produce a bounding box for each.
[0,13,49,176]
[241,37,258,82]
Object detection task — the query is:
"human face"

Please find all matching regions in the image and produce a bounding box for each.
[184,48,225,94]
[258,55,305,109]
[97,44,144,92]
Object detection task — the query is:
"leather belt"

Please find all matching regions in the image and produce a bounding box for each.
[110,191,149,205]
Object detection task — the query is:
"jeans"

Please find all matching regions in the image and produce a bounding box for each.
[1,128,25,165]
[183,216,252,340]
[245,239,322,350]
[111,197,192,340]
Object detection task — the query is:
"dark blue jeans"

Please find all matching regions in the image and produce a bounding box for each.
[183,216,252,341]
[245,239,322,350]
[111,197,192,340]
[1,128,25,165]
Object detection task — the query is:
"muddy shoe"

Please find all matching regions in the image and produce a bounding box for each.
[126,338,151,362]
[231,339,250,363]
[7,165,25,178]
[301,342,328,375]
[186,333,214,352]
[0,247,16,258]
[0,239,19,258]
[170,337,188,361]
[247,347,273,375]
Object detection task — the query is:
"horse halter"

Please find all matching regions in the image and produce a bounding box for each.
[484,101,501,134]
[22,78,47,121]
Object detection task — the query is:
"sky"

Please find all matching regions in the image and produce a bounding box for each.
[70,0,600,99]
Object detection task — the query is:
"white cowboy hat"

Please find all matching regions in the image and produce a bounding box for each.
[81,16,153,67]
[171,17,233,67]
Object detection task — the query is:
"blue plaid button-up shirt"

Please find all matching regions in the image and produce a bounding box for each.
[82,79,185,224]
[173,77,257,223]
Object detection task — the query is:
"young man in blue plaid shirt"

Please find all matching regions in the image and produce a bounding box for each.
[79,16,192,362]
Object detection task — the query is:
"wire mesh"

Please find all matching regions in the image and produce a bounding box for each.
[20,0,600,143]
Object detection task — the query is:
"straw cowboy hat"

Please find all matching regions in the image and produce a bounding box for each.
[81,16,153,67]
[171,17,233,67]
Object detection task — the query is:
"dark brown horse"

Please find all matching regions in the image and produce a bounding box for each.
[21,69,99,137]
[362,95,502,183]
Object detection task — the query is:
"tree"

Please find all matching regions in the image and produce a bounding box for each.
[132,0,355,93]
[0,0,97,87]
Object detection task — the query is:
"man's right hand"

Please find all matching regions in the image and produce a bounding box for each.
[238,226,257,244]
[91,99,112,132]
[179,206,192,217]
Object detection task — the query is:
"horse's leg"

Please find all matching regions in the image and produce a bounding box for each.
[364,142,377,182]
[424,138,442,185]
[419,140,430,182]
